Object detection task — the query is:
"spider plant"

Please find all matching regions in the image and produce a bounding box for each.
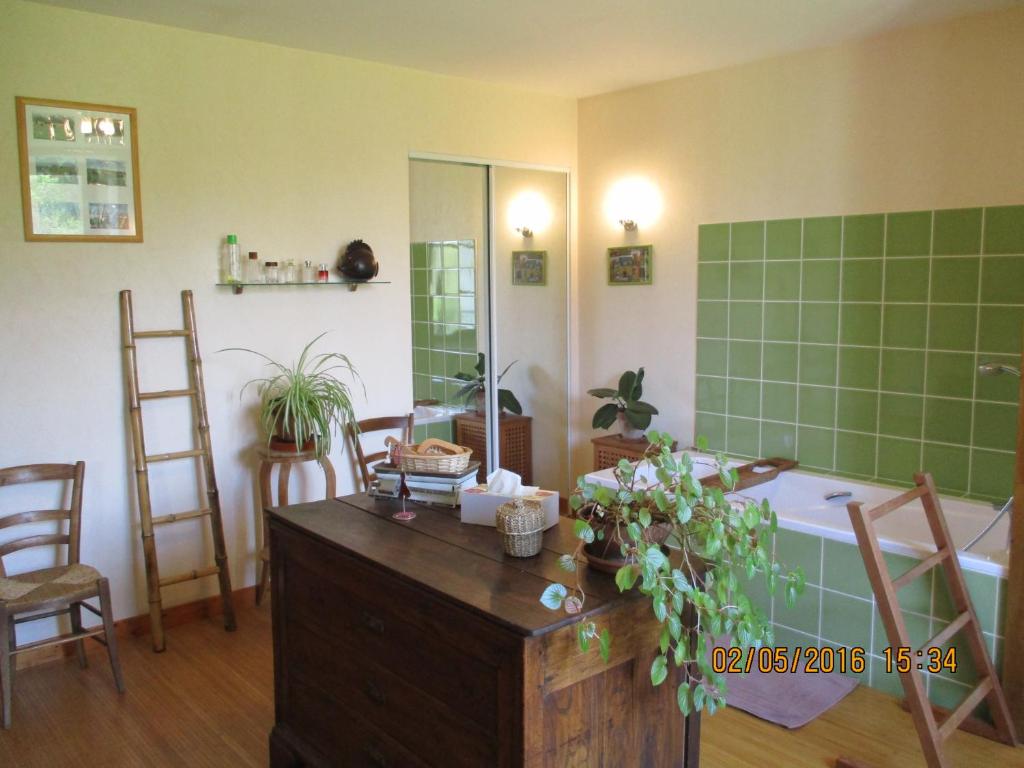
[221,333,364,457]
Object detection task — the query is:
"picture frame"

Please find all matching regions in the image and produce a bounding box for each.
[16,96,143,242]
[607,244,652,285]
[512,250,547,286]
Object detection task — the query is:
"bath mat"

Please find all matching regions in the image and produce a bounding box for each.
[714,641,859,728]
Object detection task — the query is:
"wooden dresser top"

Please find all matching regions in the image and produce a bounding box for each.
[269,494,631,637]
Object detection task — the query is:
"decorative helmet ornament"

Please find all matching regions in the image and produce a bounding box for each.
[337,239,379,281]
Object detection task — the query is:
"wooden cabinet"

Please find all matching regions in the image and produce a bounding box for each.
[268,494,699,767]
[592,433,679,471]
[454,412,532,484]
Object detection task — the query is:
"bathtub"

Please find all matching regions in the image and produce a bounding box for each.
[584,450,1009,578]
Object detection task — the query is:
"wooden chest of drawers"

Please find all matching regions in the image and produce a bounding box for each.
[268,494,699,767]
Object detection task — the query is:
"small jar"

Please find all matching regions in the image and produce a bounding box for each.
[264,261,280,283]
[317,263,329,283]
[302,260,315,283]
[246,251,263,283]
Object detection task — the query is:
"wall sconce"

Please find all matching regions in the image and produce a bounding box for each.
[508,191,551,239]
[517,225,534,238]
[604,176,663,232]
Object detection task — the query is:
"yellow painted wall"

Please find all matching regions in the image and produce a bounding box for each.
[574,6,1024,477]
[0,0,576,637]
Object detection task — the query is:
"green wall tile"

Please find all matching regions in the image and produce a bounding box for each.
[803,216,842,259]
[870,659,905,698]
[972,401,1018,451]
[765,303,799,342]
[411,242,427,268]
[412,269,428,295]
[726,416,760,457]
[876,437,921,482]
[763,342,798,382]
[978,305,1024,354]
[836,389,878,433]
[728,379,761,418]
[842,259,884,302]
[934,571,998,634]
[765,261,801,300]
[930,257,980,303]
[797,426,834,469]
[413,348,429,375]
[761,422,796,458]
[412,322,428,348]
[883,258,928,302]
[983,205,1024,255]
[698,223,730,261]
[970,448,1011,501]
[697,339,728,375]
[731,221,765,260]
[801,304,840,344]
[774,584,820,635]
[442,242,459,268]
[413,423,428,442]
[925,351,974,398]
[429,349,445,376]
[933,208,982,256]
[879,393,923,439]
[728,341,762,379]
[835,431,877,476]
[873,609,930,654]
[766,218,802,260]
[843,214,884,258]
[762,382,797,423]
[427,242,442,268]
[695,412,726,451]
[730,262,764,300]
[698,263,728,299]
[412,295,428,322]
[929,677,972,713]
[696,376,726,413]
[697,301,728,337]
[881,348,925,394]
[886,211,932,256]
[929,305,977,351]
[882,304,927,348]
[923,442,970,493]
[775,529,822,583]
[800,344,838,386]
[459,241,475,268]
[730,301,763,340]
[840,303,882,346]
[459,268,475,294]
[882,554,932,614]
[923,397,972,445]
[443,270,459,295]
[981,255,1024,304]
[412,374,429,400]
[838,346,880,389]
[823,540,872,599]
[820,592,873,650]
[802,260,840,301]
[799,385,836,427]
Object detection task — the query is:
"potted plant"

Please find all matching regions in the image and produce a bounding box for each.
[589,368,658,440]
[454,352,523,415]
[222,333,363,457]
[539,432,804,716]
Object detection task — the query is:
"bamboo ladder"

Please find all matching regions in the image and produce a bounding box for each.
[836,472,1016,768]
[119,289,235,652]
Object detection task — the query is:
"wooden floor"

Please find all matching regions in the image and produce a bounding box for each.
[0,600,1020,767]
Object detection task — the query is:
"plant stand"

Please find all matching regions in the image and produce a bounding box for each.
[453,412,532,484]
[591,433,678,471]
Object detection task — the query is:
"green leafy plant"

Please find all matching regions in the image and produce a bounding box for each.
[222,333,364,458]
[539,432,804,716]
[454,352,523,415]
[589,367,658,432]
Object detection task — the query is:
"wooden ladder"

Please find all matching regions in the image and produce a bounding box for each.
[842,472,1016,768]
[119,289,235,652]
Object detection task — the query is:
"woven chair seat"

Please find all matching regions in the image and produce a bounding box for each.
[0,563,102,610]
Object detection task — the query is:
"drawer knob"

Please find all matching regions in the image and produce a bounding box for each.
[362,611,385,636]
[365,679,387,706]
[366,745,391,767]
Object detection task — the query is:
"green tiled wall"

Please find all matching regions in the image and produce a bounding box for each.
[410,240,479,442]
[696,205,1024,502]
[746,527,1007,704]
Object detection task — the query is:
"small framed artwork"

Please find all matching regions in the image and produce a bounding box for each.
[512,250,547,286]
[608,245,652,285]
[16,96,143,242]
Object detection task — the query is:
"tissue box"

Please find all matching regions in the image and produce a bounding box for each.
[460,486,560,530]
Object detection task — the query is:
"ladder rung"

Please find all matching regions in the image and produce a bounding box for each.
[159,565,220,587]
[868,485,927,521]
[152,508,212,526]
[133,330,189,338]
[924,611,973,652]
[938,677,994,741]
[139,388,196,400]
[145,448,205,463]
[892,548,949,590]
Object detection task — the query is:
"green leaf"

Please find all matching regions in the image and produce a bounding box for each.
[743,502,760,530]
[659,626,670,654]
[676,501,692,524]
[615,564,639,592]
[592,402,620,430]
[638,508,652,527]
[573,519,596,544]
[644,547,668,571]
[588,388,619,398]
[618,370,638,400]
[626,400,659,415]
[540,583,568,610]
[668,614,682,641]
[653,597,668,622]
[498,388,523,415]
[696,435,709,452]
[624,407,653,430]
[651,655,668,686]
[632,367,645,400]
[557,554,577,572]
[627,521,643,542]
[599,628,612,663]
[653,488,669,512]
[577,621,590,652]
[677,683,691,715]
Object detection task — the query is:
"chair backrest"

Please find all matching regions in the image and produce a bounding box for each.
[346,415,414,492]
[0,462,84,578]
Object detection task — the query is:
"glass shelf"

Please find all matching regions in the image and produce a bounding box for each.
[216,280,390,294]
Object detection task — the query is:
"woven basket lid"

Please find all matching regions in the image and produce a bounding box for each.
[495,497,545,534]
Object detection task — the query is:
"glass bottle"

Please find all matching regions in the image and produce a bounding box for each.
[284,259,298,283]
[302,260,315,283]
[317,263,329,283]
[246,251,263,283]
[223,234,242,283]
[264,261,280,284]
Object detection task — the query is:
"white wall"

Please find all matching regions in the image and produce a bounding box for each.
[0,0,576,641]
[574,6,1024,479]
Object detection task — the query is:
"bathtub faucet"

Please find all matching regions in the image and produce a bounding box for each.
[961,496,1013,553]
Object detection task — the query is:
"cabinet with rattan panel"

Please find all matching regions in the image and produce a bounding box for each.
[454,412,532,484]
[591,434,678,471]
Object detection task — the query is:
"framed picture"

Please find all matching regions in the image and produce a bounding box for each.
[608,245,652,285]
[16,96,143,242]
[512,250,547,286]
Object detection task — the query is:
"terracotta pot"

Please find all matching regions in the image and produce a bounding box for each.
[582,517,672,574]
[617,411,646,441]
[269,435,316,453]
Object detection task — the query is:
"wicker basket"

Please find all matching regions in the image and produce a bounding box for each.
[388,436,473,474]
[496,498,545,558]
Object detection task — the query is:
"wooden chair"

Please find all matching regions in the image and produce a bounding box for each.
[0,462,125,728]
[346,414,415,492]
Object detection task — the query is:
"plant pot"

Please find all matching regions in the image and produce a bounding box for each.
[582,518,672,574]
[617,411,646,441]
[269,435,316,453]
[474,389,485,412]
